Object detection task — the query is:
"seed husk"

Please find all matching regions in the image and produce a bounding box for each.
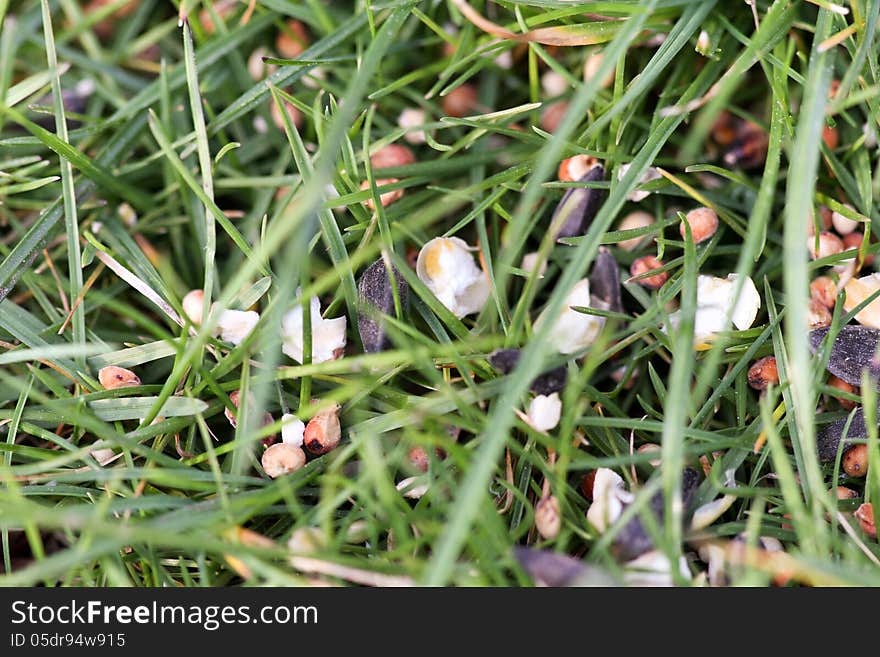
[489,348,567,395]
[357,258,408,353]
[589,247,623,313]
[809,326,880,387]
[612,468,700,561]
[550,164,605,241]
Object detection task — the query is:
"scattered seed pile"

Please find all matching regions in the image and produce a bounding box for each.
[1,1,879,586]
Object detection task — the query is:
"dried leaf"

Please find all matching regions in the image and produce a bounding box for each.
[489,348,567,395]
[357,258,408,353]
[589,247,623,313]
[809,326,880,386]
[451,0,625,47]
[513,547,617,587]
[551,165,606,241]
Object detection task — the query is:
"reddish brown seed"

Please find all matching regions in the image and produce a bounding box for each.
[810,276,837,309]
[822,125,839,150]
[270,99,303,131]
[98,365,141,390]
[275,19,310,59]
[832,486,858,500]
[304,403,342,455]
[723,120,768,169]
[370,144,416,169]
[406,445,446,472]
[843,443,868,478]
[807,299,833,329]
[680,207,719,244]
[808,207,834,236]
[441,84,479,118]
[843,232,874,267]
[629,255,668,289]
[829,79,841,99]
[360,178,403,210]
[558,154,599,182]
[854,503,877,537]
[710,110,737,146]
[540,101,569,133]
[261,443,306,478]
[580,471,597,501]
[828,375,857,410]
[747,356,779,390]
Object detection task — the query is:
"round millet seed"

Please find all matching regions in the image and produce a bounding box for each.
[540,101,569,133]
[637,443,662,467]
[261,443,307,478]
[807,231,844,260]
[370,144,416,170]
[810,276,837,309]
[616,211,655,251]
[807,298,832,329]
[441,84,479,118]
[182,289,205,325]
[832,204,858,235]
[807,207,834,236]
[747,355,779,390]
[360,178,403,210]
[270,99,303,131]
[843,444,869,478]
[680,207,719,244]
[843,232,874,267]
[854,503,877,538]
[557,154,600,182]
[828,375,857,410]
[303,403,342,455]
[583,50,615,89]
[275,19,310,59]
[629,255,668,289]
[534,495,561,540]
[98,365,141,390]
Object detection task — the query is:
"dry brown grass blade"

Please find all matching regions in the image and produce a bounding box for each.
[451,0,623,47]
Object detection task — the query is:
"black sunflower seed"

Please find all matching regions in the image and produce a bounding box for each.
[552,164,606,241]
[357,258,408,353]
[809,326,880,387]
[815,402,880,462]
[612,468,700,561]
[489,348,567,395]
[589,246,623,313]
[513,546,617,587]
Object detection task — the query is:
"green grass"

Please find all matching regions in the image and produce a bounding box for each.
[1,0,879,587]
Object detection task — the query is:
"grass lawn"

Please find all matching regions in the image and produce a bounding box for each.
[1,0,879,587]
